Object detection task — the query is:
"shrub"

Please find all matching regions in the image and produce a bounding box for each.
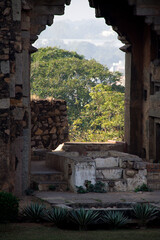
[0,191,19,223]
[102,211,128,229]
[48,185,56,191]
[22,203,46,222]
[69,208,99,230]
[134,184,150,192]
[76,180,106,194]
[92,181,106,193]
[76,186,87,194]
[46,207,68,227]
[133,203,159,227]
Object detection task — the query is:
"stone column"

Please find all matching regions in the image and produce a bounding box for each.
[125,52,132,152]
[0,0,31,195]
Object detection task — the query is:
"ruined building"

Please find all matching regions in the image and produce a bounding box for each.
[0,0,160,195]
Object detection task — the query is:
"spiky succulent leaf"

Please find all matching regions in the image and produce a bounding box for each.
[22,203,46,222]
[133,204,158,224]
[103,211,128,228]
[69,208,99,230]
[46,207,68,226]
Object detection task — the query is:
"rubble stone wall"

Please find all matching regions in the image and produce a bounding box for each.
[31,99,68,150]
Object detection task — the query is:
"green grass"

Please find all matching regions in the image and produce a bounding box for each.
[0,223,160,240]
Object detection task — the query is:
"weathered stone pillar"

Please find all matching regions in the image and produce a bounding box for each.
[129,38,143,156]
[0,0,31,195]
[0,0,71,195]
[125,52,132,152]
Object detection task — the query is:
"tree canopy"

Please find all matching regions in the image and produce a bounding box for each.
[31,47,125,141]
[70,84,124,142]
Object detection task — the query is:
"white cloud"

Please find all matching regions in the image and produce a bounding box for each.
[101,30,114,37]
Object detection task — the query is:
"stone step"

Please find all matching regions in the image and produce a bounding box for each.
[31,160,64,182]
[31,172,64,182]
[46,151,71,171]
[31,149,51,161]
[55,142,125,154]
[37,181,68,191]
[46,151,93,171]
[31,160,56,172]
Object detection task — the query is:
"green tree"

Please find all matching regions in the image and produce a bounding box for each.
[70,84,124,142]
[31,47,124,125]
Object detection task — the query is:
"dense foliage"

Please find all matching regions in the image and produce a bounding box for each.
[70,84,124,142]
[0,192,19,223]
[31,47,124,142]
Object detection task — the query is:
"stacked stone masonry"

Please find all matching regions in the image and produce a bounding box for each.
[31,99,68,150]
[95,151,147,192]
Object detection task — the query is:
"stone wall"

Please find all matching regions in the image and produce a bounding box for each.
[95,151,147,192]
[31,99,68,150]
[46,144,147,192]
[147,163,160,190]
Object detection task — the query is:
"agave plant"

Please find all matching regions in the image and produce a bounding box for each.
[133,203,158,227]
[69,208,99,230]
[22,203,46,222]
[46,207,68,227]
[103,211,128,229]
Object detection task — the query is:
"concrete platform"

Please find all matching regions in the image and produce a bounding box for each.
[35,190,160,206]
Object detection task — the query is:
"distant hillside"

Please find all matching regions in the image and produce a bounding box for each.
[34,19,125,69]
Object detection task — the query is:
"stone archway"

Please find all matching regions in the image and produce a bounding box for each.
[1,0,160,195]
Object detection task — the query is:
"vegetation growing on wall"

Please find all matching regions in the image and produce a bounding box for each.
[31,47,124,142]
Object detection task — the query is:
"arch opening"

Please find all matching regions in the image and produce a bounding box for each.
[31,0,125,147]
[1,0,160,194]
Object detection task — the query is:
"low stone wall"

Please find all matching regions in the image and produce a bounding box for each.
[95,151,147,192]
[31,99,69,150]
[46,145,147,192]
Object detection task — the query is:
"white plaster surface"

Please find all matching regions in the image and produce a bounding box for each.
[74,161,96,187]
